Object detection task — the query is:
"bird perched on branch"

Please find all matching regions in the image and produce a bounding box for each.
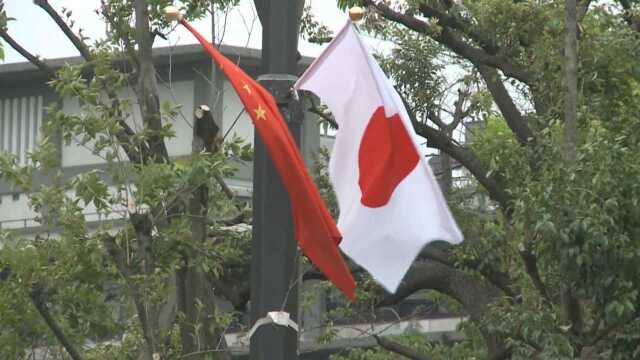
[194,104,221,153]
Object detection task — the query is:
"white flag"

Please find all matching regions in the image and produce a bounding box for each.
[294,21,463,293]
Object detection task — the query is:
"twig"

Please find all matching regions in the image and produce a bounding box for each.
[33,0,92,60]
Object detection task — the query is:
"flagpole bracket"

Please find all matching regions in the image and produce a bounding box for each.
[257,74,303,124]
[246,311,299,340]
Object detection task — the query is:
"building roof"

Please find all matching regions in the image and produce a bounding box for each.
[0,43,314,82]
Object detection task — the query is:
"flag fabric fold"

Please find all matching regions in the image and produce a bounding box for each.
[180,20,356,300]
[294,21,463,293]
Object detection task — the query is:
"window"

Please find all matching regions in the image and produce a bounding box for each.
[0,96,43,165]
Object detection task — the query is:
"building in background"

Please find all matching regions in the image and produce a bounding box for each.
[0,45,460,359]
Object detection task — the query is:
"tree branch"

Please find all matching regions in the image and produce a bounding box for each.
[578,0,593,21]
[30,0,147,164]
[563,0,578,163]
[102,235,155,358]
[33,0,92,60]
[374,335,432,360]
[426,111,448,130]
[419,241,517,299]
[365,0,533,84]
[413,120,511,212]
[308,106,338,130]
[418,3,499,55]
[619,0,640,33]
[377,259,508,357]
[477,66,535,147]
[100,4,140,71]
[30,284,84,360]
[134,0,169,163]
[176,103,230,358]
[449,87,470,131]
[0,29,55,77]
[519,238,551,303]
[396,92,512,212]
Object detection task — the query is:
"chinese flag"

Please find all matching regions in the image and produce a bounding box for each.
[181,20,356,300]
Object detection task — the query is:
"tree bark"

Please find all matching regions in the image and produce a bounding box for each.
[477,66,535,148]
[177,106,230,359]
[134,0,169,163]
[562,0,584,338]
[364,0,533,84]
[30,285,84,360]
[377,260,508,358]
[102,235,155,360]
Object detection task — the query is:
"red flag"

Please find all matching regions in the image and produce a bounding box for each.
[180,20,356,300]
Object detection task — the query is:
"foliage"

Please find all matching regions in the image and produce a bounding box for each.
[300,3,334,44]
[0,0,249,358]
[321,0,640,359]
[3,0,640,359]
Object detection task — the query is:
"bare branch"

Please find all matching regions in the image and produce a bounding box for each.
[0,29,55,77]
[449,88,471,131]
[33,0,92,60]
[426,111,448,130]
[477,66,535,147]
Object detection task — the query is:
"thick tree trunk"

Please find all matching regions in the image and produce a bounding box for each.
[134,0,169,163]
[562,0,584,340]
[378,259,508,358]
[177,106,230,359]
[439,151,453,196]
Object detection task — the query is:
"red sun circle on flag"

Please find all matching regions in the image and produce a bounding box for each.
[358,106,420,208]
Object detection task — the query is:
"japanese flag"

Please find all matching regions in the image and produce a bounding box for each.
[294,21,463,293]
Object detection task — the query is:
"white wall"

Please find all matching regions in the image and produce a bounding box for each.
[0,193,37,229]
[3,78,327,230]
[221,81,255,145]
[61,80,196,167]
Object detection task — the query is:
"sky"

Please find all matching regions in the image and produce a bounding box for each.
[0,0,462,144]
[1,0,354,64]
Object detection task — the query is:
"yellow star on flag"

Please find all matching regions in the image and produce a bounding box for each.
[253,105,267,120]
[242,83,252,94]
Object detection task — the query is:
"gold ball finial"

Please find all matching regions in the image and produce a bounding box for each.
[163,6,183,22]
[348,6,365,21]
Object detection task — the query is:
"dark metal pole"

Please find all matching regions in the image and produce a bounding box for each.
[250,1,304,359]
